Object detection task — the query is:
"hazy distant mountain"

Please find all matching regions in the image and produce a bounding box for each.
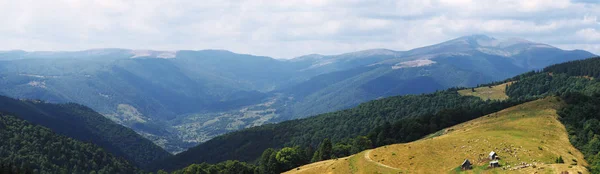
[279,35,595,118]
[0,35,594,153]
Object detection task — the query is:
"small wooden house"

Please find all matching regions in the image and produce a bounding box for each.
[489,151,497,160]
[461,159,472,170]
[489,160,500,168]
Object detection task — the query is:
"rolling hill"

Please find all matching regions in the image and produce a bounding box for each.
[0,113,140,173]
[284,97,588,174]
[0,35,594,153]
[0,95,171,168]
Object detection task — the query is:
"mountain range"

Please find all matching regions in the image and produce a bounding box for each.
[0,35,594,153]
[1,35,600,173]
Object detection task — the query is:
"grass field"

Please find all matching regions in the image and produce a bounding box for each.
[285,97,588,174]
[458,82,513,101]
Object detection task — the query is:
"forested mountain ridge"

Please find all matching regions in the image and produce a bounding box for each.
[0,113,140,174]
[0,35,594,153]
[155,57,600,172]
[0,95,171,169]
[278,35,595,118]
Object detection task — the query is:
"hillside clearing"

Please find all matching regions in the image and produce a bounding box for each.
[285,97,588,174]
[458,82,513,101]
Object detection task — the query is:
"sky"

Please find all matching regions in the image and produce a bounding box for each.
[0,0,599,59]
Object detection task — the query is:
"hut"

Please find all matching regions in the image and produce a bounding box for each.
[461,159,472,170]
[489,160,500,168]
[489,151,498,160]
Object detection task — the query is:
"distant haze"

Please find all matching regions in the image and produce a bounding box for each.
[0,0,599,58]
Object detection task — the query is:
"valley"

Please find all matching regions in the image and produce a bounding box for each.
[0,35,594,153]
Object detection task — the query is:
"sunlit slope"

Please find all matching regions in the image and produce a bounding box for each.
[285,97,588,174]
[457,82,513,101]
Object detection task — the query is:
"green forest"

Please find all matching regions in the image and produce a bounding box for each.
[0,114,138,174]
[0,96,171,168]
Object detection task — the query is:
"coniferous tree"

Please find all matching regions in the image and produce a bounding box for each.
[312,138,332,162]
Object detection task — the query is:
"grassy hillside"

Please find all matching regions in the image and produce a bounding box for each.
[458,82,513,101]
[286,97,588,174]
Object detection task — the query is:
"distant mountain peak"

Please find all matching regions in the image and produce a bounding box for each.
[459,34,497,41]
[290,54,326,62]
[451,35,554,49]
[444,34,499,48]
[130,50,176,59]
[337,48,401,58]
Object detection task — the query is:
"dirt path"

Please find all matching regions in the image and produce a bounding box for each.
[364,150,400,170]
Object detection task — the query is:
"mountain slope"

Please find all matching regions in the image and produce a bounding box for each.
[284,97,588,174]
[280,35,595,118]
[0,35,594,153]
[0,95,171,168]
[0,113,139,173]
[156,57,600,171]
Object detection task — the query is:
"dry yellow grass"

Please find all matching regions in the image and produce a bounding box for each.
[283,151,401,174]
[285,97,588,174]
[458,82,513,101]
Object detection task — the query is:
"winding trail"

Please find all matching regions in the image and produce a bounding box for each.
[363,150,400,171]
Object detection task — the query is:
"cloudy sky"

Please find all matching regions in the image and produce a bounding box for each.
[1,0,599,58]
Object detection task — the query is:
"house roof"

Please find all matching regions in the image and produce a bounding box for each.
[490,160,499,164]
[462,159,471,165]
[489,151,496,156]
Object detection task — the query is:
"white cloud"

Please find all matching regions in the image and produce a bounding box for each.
[0,0,598,58]
[576,28,600,41]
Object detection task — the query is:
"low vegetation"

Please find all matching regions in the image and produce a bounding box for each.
[458,81,513,101]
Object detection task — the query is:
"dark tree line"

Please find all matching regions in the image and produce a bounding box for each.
[166,136,372,174]
[558,92,600,173]
[543,57,600,78]
[366,98,527,147]
[506,73,600,101]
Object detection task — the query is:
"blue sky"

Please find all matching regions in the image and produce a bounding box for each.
[1,0,599,58]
